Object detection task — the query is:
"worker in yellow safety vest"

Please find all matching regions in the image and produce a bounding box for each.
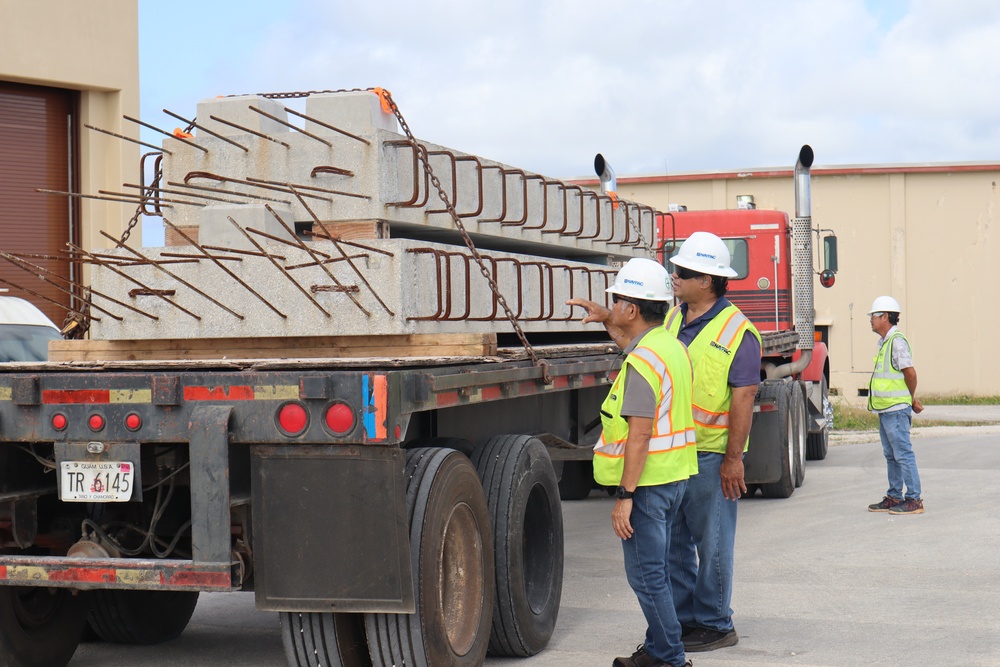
[567,257,696,667]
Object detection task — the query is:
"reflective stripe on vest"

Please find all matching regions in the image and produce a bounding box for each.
[868,331,913,410]
[665,304,762,453]
[593,328,698,487]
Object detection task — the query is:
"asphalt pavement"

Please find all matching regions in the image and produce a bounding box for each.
[71,424,1000,667]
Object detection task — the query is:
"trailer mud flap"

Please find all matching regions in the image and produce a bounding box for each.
[251,445,413,614]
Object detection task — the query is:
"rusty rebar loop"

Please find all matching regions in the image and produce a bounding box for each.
[281,191,390,316]
[36,189,174,209]
[425,152,485,219]
[384,141,421,207]
[283,106,371,145]
[381,90,545,379]
[550,183,586,236]
[0,274,103,323]
[404,248,473,321]
[311,165,354,178]
[68,242,202,320]
[139,152,164,217]
[162,108,250,152]
[477,165,508,222]
[227,216,330,317]
[166,180,292,206]
[0,251,130,321]
[161,218,286,319]
[577,191,606,240]
[466,254,501,321]
[248,105,332,147]
[123,115,208,154]
[246,176,370,201]
[497,169,529,226]
[208,115,290,148]
[539,182,571,234]
[183,172,329,202]
[521,175,557,231]
[84,124,171,155]
[594,194,620,244]
[98,230,245,321]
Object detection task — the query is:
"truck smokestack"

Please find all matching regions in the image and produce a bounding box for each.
[794,145,814,218]
[594,154,616,194]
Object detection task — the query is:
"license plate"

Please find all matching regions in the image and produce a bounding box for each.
[59,461,134,502]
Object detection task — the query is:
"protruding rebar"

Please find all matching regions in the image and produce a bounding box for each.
[246,176,370,201]
[162,218,286,319]
[123,115,208,153]
[283,106,371,145]
[248,106,332,147]
[37,189,174,209]
[84,124,171,154]
[0,275,102,323]
[166,180,292,206]
[208,115,290,148]
[162,109,250,152]
[183,172,330,202]
[98,230,245,321]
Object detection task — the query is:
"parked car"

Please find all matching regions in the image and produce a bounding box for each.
[0,295,62,362]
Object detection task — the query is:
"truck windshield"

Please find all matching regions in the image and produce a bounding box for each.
[664,238,749,279]
[0,324,61,362]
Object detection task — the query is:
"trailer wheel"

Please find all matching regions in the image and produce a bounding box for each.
[281,611,372,667]
[557,459,594,500]
[760,383,796,499]
[366,447,493,667]
[806,376,831,460]
[472,435,564,657]
[792,383,808,488]
[87,590,198,644]
[0,586,90,667]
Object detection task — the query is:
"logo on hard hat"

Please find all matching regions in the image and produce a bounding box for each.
[695,252,717,260]
[623,279,644,286]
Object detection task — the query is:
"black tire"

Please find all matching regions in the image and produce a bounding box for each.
[0,586,90,667]
[760,383,795,499]
[87,590,198,645]
[366,447,494,667]
[557,459,594,500]
[792,382,808,488]
[281,611,372,667]
[806,376,831,460]
[472,435,564,657]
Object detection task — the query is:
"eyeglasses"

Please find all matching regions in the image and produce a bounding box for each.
[869,312,885,318]
[674,266,705,281]
[611,293,637,306]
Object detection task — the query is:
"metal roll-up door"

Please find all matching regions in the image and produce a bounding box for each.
[0,81,79,327]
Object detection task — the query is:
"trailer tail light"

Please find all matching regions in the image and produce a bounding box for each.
[325,403,355,435]
[277,403,308,436]
[125,413,142,431]
[88,414,105,431]
[52,414,67,431]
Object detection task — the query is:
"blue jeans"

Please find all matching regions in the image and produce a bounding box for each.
[878,407,921,500]
[621,480,688,667]
[669,451,737,633]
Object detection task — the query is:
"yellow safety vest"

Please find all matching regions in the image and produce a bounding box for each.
[664,304,762,454]
[593,327,697,487]
[868,331,912,411]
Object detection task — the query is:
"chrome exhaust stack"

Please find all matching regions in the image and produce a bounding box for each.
[594,154,617,194]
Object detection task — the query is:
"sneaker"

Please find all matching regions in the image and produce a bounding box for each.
[868,496,903,512]
[683,627,738,652]
[612,645,672,667]
[888,498,924,515]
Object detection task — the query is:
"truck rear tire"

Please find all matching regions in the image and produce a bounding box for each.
[557,459,594,500]
[366,447,494,667]
[0,586,90,667]
[87,590,198,644]
[806,377,830,460]
[792,382,807,488]
[472,435,564,657]
[760,383,796,499]
[281,611,371,667]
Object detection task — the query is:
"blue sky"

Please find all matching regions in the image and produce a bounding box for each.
[138,0,1000,242]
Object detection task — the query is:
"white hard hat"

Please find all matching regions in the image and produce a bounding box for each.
[669,231,738,278]
[867,295,900,314]
[606,258,673,302]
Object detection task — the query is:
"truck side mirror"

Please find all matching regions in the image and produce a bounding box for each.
[823,235,838,274]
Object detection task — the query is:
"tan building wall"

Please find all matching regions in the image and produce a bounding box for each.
[0,0,140,254]
[603,162,999,403]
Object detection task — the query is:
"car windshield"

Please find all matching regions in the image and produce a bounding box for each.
[0,324,61,362]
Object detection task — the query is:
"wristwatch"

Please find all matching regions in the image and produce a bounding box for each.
[614,486,634,500]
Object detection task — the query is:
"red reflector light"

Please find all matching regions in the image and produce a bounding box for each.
[277,403,308,435]
[88,414,105,431]
[52,414,67,431]
[325,403,355,434]
[125,413,142,430]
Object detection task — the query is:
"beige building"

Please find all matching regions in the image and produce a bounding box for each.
[0,0,139,325]
[595,161,999,403]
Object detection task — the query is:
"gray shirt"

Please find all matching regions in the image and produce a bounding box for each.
[619,327,658,419]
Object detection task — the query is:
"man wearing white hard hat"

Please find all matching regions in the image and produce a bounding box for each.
[567,257,697,667]
[663,231,761,653]
[866,296,925,515]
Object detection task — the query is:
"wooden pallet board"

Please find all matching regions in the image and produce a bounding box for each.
[49,333,497,362]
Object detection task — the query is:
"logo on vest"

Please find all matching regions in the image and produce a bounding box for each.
[709,340,732,356]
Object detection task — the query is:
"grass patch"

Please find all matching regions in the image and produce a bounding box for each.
[920,394,1000,405]
[833,404,998,431]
